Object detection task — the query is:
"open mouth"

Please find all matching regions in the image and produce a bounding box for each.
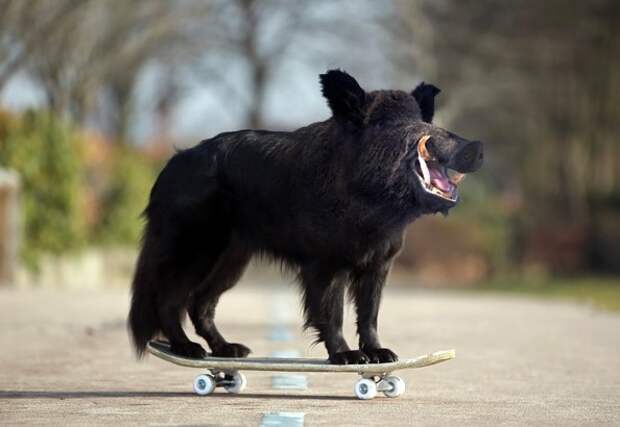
[414,135,465,202]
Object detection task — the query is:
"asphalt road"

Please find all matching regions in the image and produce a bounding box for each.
[1,279,619,426]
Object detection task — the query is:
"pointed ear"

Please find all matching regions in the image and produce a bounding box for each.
[412,82,441,123]
[320,70,366,126]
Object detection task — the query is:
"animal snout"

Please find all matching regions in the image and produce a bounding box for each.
[451,140,483,173]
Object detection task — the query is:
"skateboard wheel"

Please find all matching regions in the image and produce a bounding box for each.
[224,371,247,394]
[382,375,405,398]
[354,378,377,400]
[193,374,216,396]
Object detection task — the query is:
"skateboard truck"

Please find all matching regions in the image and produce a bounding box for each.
[354,374,406,400]
[193,370,247,395]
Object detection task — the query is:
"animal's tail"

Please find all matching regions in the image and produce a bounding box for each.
[128,235,160,357]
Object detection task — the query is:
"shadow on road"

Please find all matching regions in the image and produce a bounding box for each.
[0,390,356,401]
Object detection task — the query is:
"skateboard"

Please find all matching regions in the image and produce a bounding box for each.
[147,340,455,400]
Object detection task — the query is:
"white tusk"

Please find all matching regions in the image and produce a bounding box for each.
[450,173,466,184]
[418,156,431,185]
[417,135,433,160]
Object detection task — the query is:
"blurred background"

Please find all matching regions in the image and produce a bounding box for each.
[0,0,618,308]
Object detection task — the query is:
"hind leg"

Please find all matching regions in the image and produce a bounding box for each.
[300,264,369,365]
[143,160,234,358]
[157,287,206,358]
[188,240,252,357]
[153,257,214,358]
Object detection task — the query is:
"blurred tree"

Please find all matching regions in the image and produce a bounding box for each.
[391,0,620,220]
[197,0,382,128]
[0,110,85,269]
[193,0,314,128]
[93,148,156,245]
[390,0,620,272]
[1,0,387,137]
[28,1,211,142]
[0,0,210,142]
[0,0,86,91]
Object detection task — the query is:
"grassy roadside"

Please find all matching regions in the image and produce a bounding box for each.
[476,275,620,312]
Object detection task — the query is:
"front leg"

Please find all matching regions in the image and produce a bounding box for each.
[300,265,369,365]
[350,262,398,363]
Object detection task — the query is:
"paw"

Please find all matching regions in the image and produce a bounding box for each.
[364,347,399,363]
[212,342,251,358]
[329,350,369,365]
[170,341,207,359]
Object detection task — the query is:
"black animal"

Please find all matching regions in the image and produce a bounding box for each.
[128,70,483,364]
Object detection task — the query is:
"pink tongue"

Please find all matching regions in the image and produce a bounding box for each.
[429,168,452,192]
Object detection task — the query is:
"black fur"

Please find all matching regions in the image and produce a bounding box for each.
[128,70,483,364]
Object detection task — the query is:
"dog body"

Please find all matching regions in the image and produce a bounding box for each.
[129,70,483,364]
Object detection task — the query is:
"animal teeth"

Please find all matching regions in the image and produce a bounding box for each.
[418,156,431,185]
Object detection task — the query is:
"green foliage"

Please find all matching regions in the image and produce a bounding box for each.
[0,109,159,268]
[444,176,514,272]
[92,148,156,245]
[479,275,620,312]
[0,110,85,268]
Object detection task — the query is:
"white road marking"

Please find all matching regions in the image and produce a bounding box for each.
[260,412,305,427]
[270,350,300,359]
[268,325,293,342]
[271,374,308,390]
[267,291,309,393]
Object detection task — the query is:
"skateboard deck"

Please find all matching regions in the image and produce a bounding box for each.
[146,340,455,399]
[147,340,454,374]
